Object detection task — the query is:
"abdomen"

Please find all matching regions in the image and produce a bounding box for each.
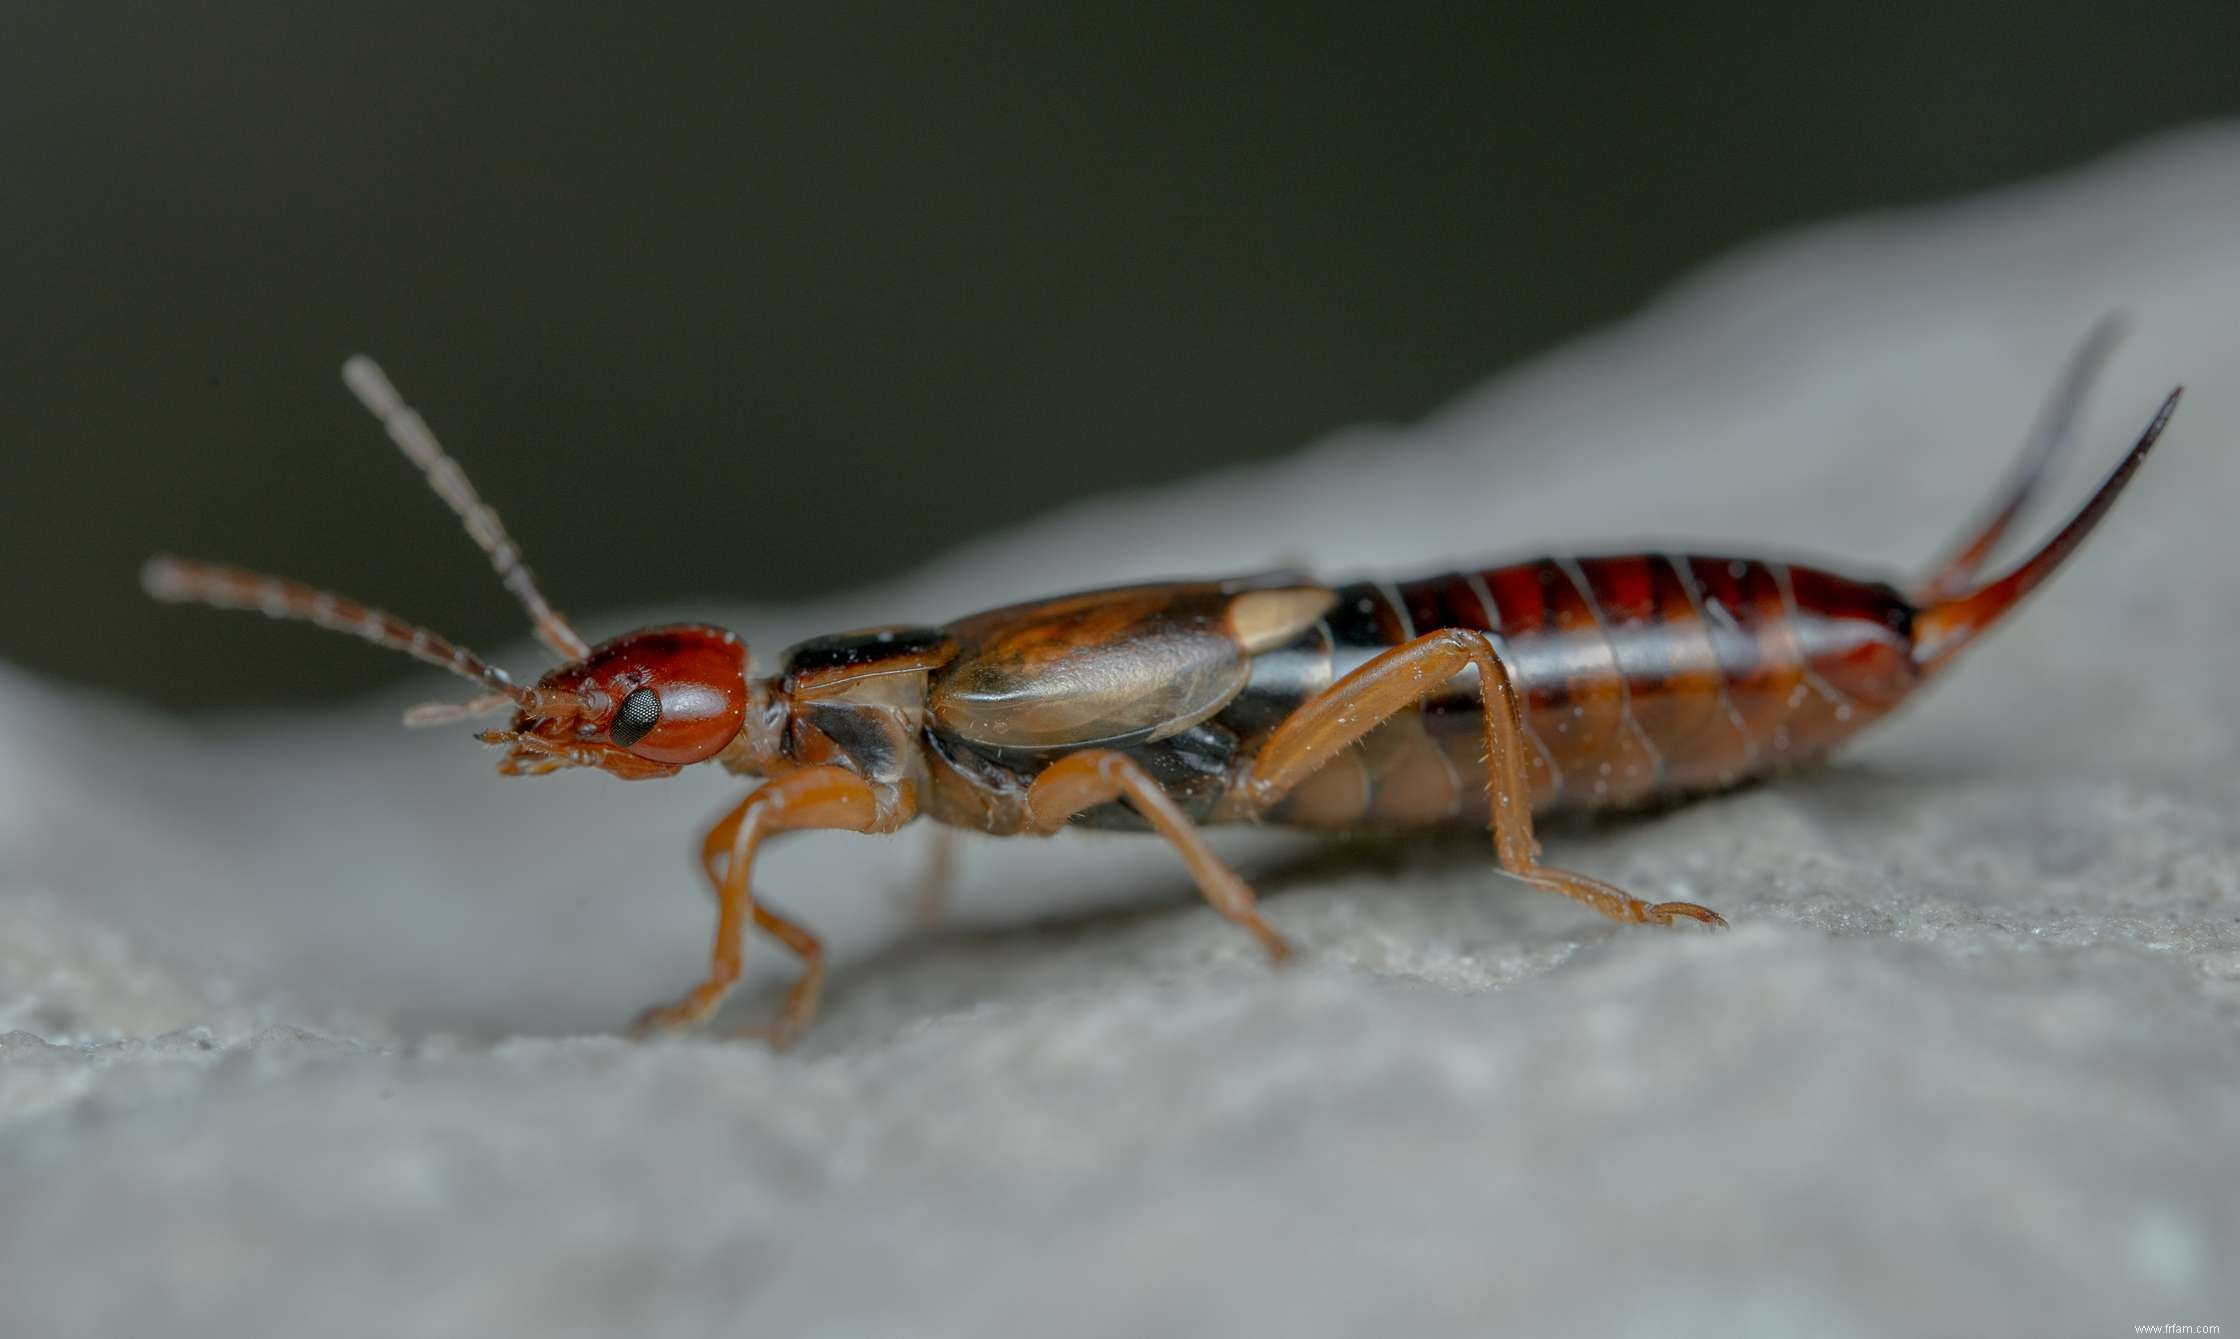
[1244,555,1920,826]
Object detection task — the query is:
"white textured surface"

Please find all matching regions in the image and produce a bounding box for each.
[7,125,2240,1337]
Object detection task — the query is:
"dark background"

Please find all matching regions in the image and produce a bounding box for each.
[5,4,2235,709]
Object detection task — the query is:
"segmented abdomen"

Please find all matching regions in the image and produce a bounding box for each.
[1267,555,1919,824]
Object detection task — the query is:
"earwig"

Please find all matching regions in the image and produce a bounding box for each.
[145,335,2182,1044]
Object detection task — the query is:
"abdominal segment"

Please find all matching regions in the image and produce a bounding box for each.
[1258,556,1919,828]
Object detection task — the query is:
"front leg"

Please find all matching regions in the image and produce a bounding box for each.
[1240,629,1725,929]
[632,765,913,1045]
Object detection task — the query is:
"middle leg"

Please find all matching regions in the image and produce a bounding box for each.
[1027,749,1293,961]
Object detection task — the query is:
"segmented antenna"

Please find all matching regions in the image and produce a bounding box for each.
[401,694,516,728]
[340,355,591,661]
[141,556,536,708]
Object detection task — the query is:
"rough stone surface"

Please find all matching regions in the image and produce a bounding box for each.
[6,125,2240,1337]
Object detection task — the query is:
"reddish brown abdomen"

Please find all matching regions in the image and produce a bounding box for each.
[1269,555,1918,823]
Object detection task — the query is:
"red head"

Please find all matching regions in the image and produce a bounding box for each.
[494,626,750,779]
[143,356,761,783]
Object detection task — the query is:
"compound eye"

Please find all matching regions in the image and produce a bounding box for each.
[610,686,662,749]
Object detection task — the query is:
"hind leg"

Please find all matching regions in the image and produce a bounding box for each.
[1241,629,1724,928]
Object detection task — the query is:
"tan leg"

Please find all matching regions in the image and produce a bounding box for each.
[731,900,827,1048]
[691,811,832,1047]
[631,764,906,1045]
[1243,629,1724,929]
[1028,749,1293,962]
[903,826,959,928]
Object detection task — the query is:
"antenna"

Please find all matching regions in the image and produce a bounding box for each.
[341,355,591,661]
[142,557,537,708]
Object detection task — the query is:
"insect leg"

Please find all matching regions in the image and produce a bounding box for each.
[632,764,911,1044]
[684,806,837,1046]
[901,826,960,929]
[733,902,827,1049]
[1242,630,1725,928]
[1027,750,1293,962]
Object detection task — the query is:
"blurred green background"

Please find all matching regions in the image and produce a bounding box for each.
[5,3,2236,708]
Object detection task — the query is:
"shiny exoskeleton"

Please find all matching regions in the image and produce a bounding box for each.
[145,333,2179,1043]
[768,557,1913,837]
